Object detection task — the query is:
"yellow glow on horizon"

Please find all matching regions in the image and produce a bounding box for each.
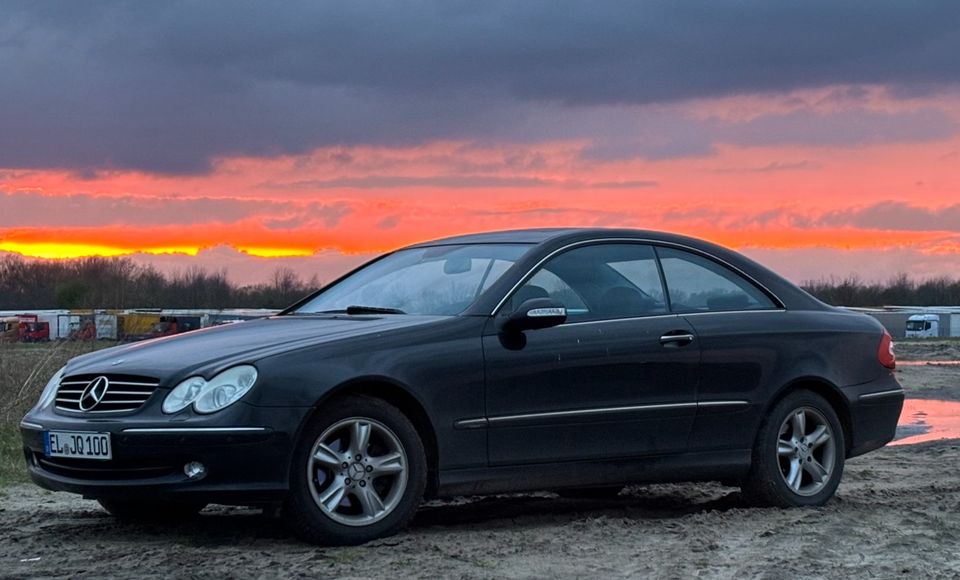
[0,242,200,259]
[237,247,316,258]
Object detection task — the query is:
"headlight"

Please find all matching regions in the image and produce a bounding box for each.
[35,366,67,410]
[162,365,258,414]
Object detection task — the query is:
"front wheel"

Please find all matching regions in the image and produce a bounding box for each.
[284,396,427,545]
[742,390,845,507]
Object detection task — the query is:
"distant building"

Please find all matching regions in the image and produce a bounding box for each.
[846,307,960,338]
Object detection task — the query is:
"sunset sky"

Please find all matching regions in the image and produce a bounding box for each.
[2,2,959,285]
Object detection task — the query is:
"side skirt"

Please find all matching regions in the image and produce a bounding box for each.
[435,449,751,498]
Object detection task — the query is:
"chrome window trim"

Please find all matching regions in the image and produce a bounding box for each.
[121,427,268,434]
[858,389,904,400]
[454,400,750,428]
[555,309,788,329]
[491,238,785,316]
[680,309,787,316]
[559,313,678,327]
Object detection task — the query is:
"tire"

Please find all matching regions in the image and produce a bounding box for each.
[742,389,845,507]
[98,498,206,521]
[284,395,427,546]
[556,486,624,499]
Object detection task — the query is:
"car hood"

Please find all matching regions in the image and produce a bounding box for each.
[64,315,450,381]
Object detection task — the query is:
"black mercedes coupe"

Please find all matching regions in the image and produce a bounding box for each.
[20,228,904,545]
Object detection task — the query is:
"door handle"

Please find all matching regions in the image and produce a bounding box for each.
[659,332,695,347]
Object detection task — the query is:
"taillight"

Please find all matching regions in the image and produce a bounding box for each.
[878,330,896,369]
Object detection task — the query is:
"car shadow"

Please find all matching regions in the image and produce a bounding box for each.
[44,486,746,546]
[412,487,745,529]
[49,505,290,545]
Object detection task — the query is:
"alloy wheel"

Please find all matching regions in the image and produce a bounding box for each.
[307,417,408,527]
[776,406,837,497]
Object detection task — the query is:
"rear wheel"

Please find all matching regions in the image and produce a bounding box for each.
[284,396,427,545]
[98,498,206,521]
[742,390,845,507]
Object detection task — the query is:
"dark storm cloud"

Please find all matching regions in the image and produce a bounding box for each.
[2,1,959,173]
[717,109,957,148]
[575,108,957,161]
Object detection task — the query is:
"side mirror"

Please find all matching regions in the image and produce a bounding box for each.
[500,298,567,333]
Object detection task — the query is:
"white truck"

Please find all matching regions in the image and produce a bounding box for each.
[905,314,940,338]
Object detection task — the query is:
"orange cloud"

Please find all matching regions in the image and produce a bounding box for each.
[3,218,958,264]
[2,88,959,282]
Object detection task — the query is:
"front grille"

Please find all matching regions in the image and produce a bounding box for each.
[55,374,160,414]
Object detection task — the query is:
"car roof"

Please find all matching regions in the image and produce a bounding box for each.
[406,228,582,246]
[406,227,701,247]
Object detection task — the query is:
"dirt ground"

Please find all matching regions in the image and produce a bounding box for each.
[1,341,958,579]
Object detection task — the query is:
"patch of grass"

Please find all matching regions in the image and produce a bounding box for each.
[0,425,28,486]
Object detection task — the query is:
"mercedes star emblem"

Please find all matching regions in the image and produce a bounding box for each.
[78,376,110,411]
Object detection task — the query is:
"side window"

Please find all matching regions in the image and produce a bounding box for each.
[520,269,589,315]
[656,247,776,313]
[511,244,668,321]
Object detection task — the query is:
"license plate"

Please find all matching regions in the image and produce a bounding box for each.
[44,431,112,460]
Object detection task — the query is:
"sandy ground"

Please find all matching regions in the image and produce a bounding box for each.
[2,341,958,579]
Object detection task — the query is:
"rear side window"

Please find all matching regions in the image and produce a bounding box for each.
[657,247,775,313]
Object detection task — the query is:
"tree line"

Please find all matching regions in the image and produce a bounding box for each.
[1,254,959,310]
[0,255,319,310]
[800,273,960,308]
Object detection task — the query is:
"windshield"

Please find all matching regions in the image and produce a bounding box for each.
[293,244,532,316]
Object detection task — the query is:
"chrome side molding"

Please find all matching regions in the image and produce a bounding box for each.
[454,400,750,429]
[453,418,489,429]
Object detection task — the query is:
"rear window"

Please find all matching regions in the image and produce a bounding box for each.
[657,247,775,313]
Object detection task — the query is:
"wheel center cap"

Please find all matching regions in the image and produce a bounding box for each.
[348,462,365,479]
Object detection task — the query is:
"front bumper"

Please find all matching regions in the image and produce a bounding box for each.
[842,371,905,458]
[19,403,312,505]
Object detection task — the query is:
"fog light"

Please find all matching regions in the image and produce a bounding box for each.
[184,461,206,479]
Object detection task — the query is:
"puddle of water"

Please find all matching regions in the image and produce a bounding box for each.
[892,399,960,445]
[898,360,960,366]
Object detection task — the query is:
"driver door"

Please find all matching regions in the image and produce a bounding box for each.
[482,243,700,466]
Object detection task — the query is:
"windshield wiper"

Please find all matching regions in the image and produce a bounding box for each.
[311,305,406,315]
[346,305,405,315]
